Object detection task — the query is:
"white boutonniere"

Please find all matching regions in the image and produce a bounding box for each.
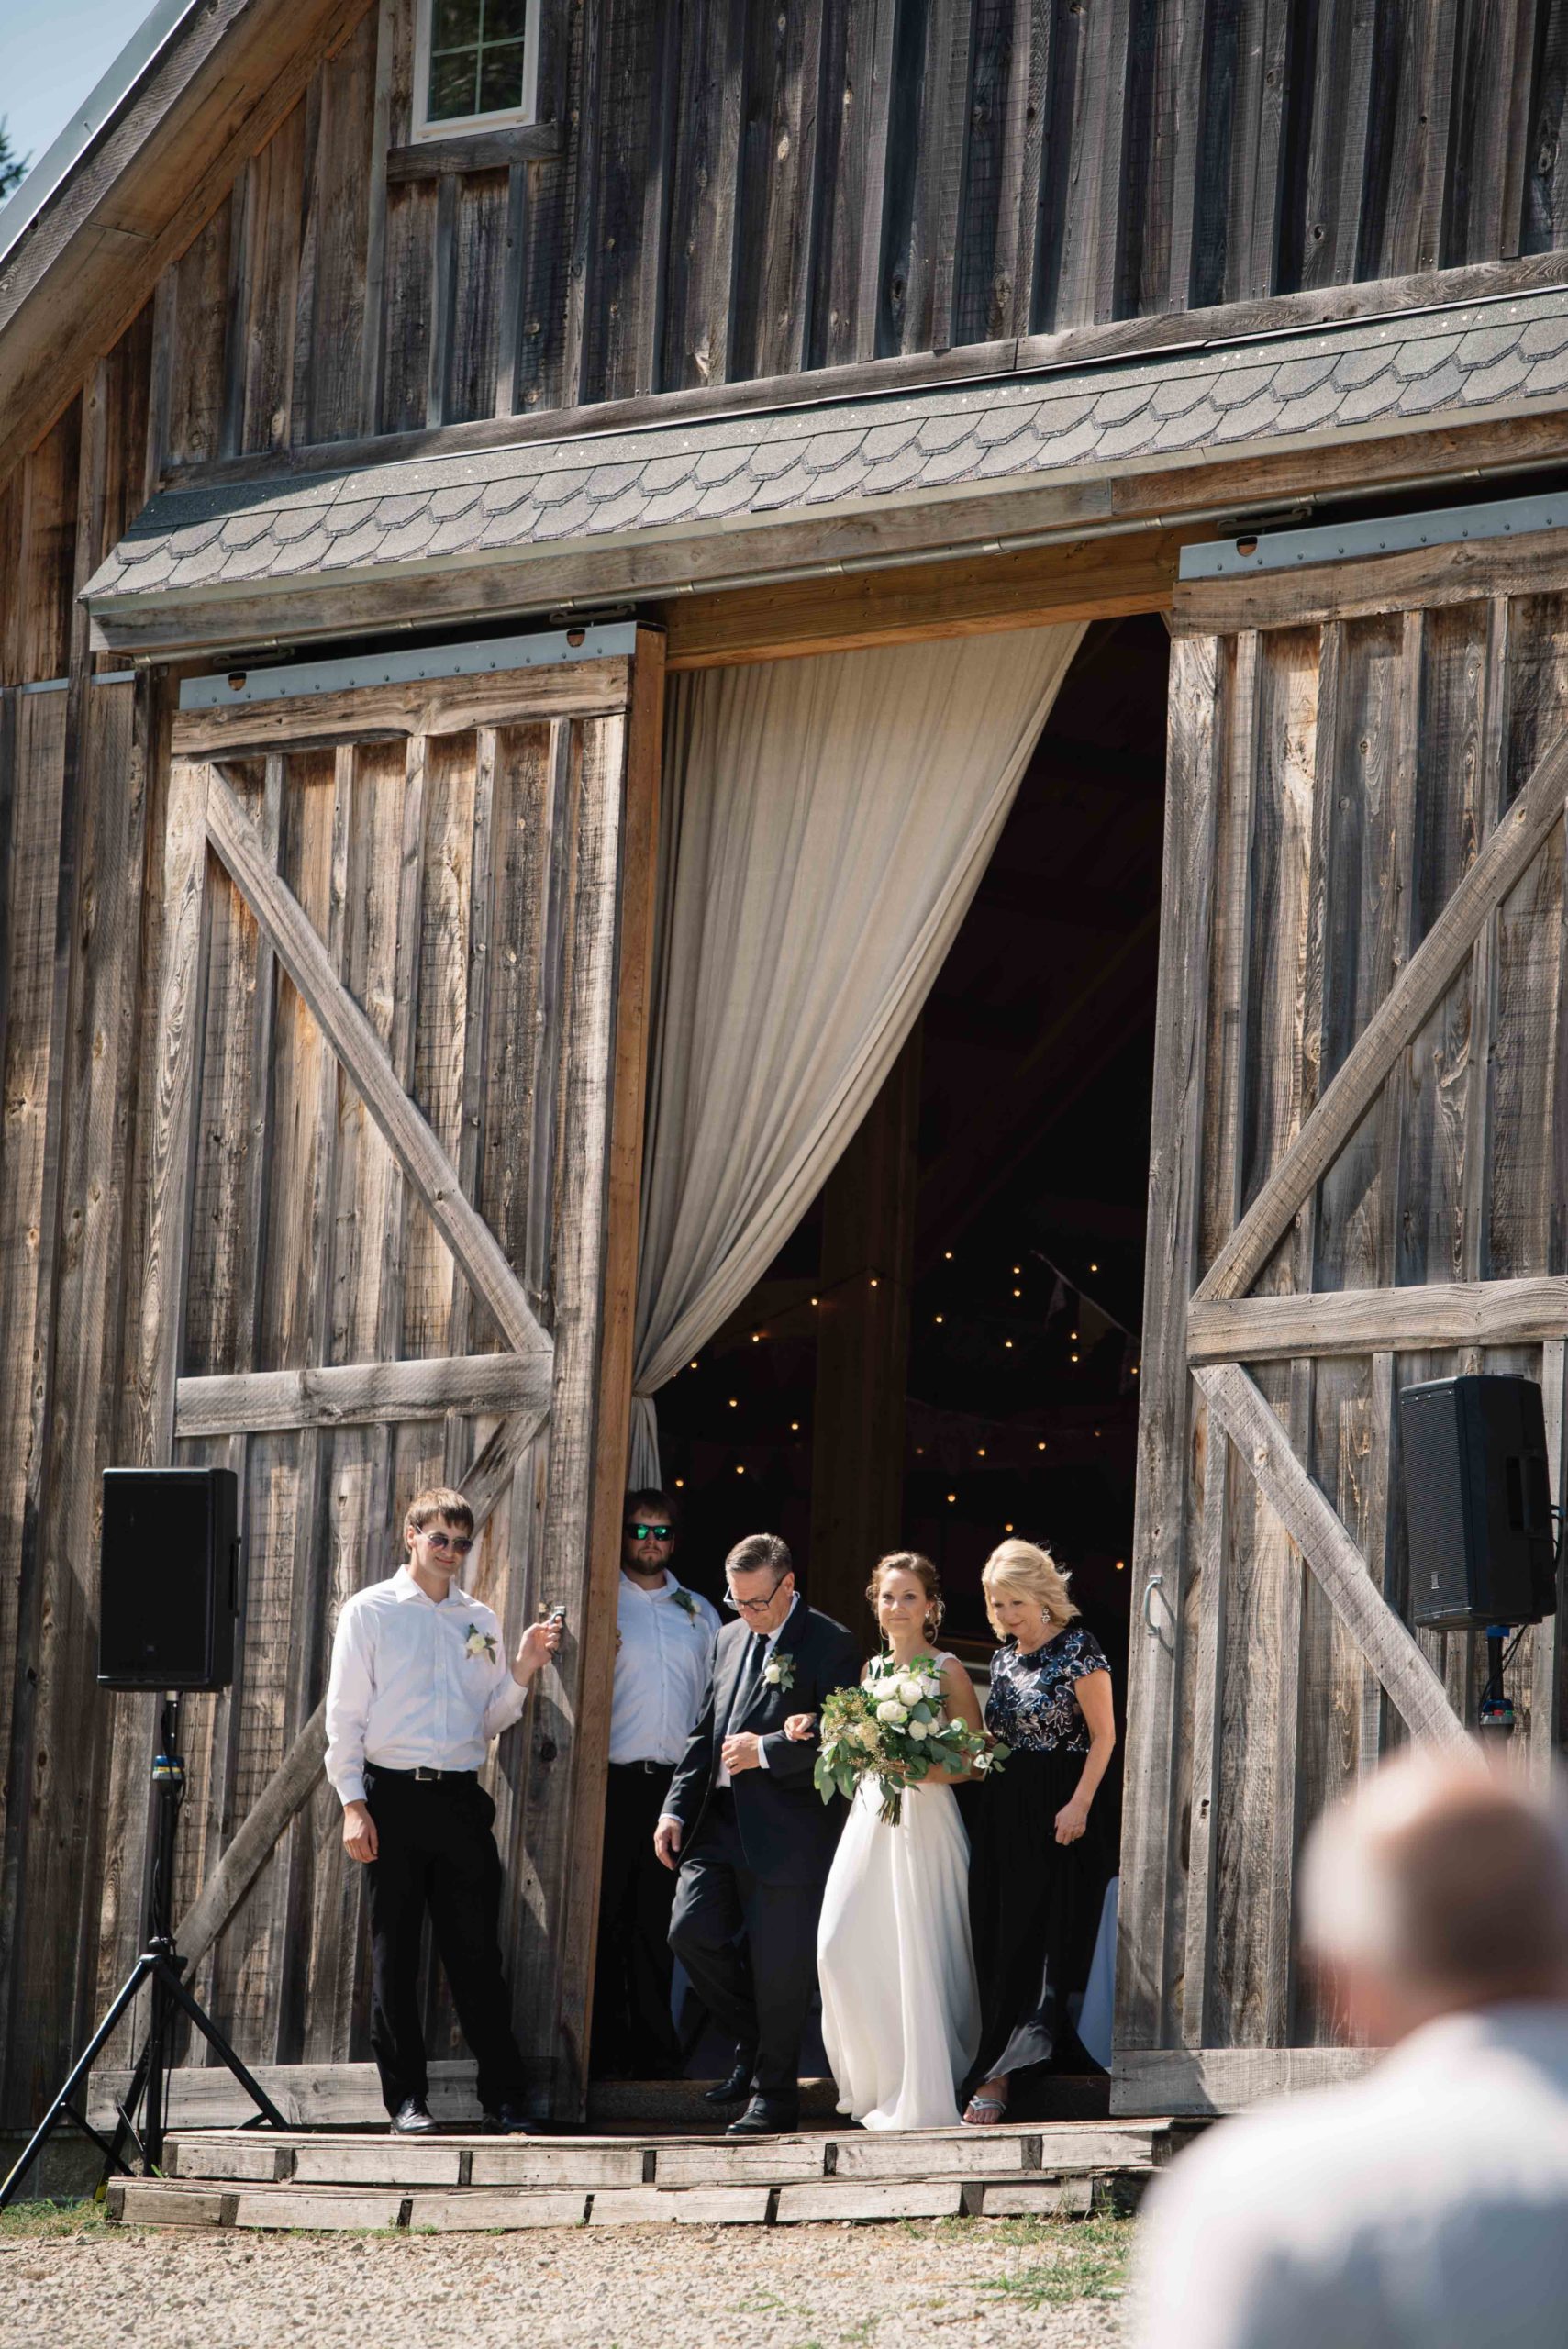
[670,1587,701,1625]
[762,1653,795,1691]
[463,1623,498,1664]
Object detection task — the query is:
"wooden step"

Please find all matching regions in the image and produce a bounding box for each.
[101,2120,1177,2232]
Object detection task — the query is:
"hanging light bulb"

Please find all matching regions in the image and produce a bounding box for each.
[735,1464,745,1475]
[946,1493,956,1505]
[728,1397,739,1408]
[1004,1339,1013,1349]
[690,1360,699,1370]
[1037,1441,1046,1451]
[674,1477,684,1488]
[1089,1262,1099,1273]
[1115,1558,1126,1571]
[977,1447,986,1459]
[944,1251,954,1261]
[751,1332,762,1343]
[934,1313,944,1325]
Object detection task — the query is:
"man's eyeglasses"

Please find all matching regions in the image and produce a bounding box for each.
[627,1523,673,1542]
[725,1573,789,1616]
[417,1528,473,1557]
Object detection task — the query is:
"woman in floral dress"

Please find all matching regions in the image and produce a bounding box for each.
[962,1538,1118,2127]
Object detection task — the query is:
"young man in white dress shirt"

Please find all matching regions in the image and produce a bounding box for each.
[593,1488,720,2076]
[325,1485,562,2136]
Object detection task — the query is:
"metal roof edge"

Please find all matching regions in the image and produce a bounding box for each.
[0,0,207,277]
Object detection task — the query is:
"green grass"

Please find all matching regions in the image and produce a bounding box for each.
[0,2197,110,2242]
[973,2213,1134,2308]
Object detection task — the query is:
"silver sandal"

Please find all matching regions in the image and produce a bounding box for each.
[962,2094,1008,2127]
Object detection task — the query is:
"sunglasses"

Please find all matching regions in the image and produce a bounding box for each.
[627,1522,673,1541]
[417,1527,473,1557]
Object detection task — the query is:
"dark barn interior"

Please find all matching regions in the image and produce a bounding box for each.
[654,617,1171,1687]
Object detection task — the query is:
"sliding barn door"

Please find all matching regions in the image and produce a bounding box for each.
[1117,591,1568,2116]
[96,629,663,2119]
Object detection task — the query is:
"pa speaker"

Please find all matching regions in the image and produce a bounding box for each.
[1399,1375,1557,1632]
[98,1467,239,1690]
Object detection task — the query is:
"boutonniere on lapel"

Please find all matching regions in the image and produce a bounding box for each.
[670,1587,701,1627]
[463,1623,498,1664]
[762,1653,795,1692]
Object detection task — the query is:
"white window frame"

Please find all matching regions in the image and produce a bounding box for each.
[411,0,541,142]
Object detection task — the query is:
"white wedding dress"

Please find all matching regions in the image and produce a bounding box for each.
[817,1654,982,2130]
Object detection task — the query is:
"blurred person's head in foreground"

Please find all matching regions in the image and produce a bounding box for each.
[1299,1742,1568,2045]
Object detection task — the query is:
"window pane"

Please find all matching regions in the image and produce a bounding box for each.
[431,0,477,50]
[484,0,528,43]
[477,38,526,113]
[428,46,480,119]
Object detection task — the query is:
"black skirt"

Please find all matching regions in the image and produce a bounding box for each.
[964,1746,1119,2092]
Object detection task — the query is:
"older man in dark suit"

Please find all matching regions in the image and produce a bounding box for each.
[655,1531,858,2135]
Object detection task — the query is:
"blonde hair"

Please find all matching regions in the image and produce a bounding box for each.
[981,1538,1079,1638]
[866,1551,944,1644]
[406,1486,475,1536]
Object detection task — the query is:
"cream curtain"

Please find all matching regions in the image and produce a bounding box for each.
[629,623,1085,1483]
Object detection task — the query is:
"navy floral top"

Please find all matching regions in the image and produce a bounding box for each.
[984,1625,1110,1754]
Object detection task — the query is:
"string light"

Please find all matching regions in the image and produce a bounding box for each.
[1013,1287,1022,1297]
[1071,1353,1079,1363]
[751,1332,762,1343]
[976,1447,986,1459]
[1089,1262,1099,1273]
[1013,1265,1021,1275]
[1005,1522,1015,1533]
[946,1493,956,1504]
[934,1314,944,1324]
[869,1276,879,1288]
[944,1251,953,1261]
[1004,1339,1013,1349]
[728,1397,739,1408]
[690,1360,698,1370]
[811,1296,819,1306]
[1037,1441,1046,1451]
[735,1464,745,1475]
[790,1420,800,1431]
[1115,1558,1126,1571]
[674,1477,684,1487]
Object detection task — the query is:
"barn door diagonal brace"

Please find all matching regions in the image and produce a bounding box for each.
[201,761,551,1369]
[1196,720,1568,1306]
[1195,1362,1470,1750]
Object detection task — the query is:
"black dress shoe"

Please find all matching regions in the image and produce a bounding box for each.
[727,2095,798,2136]
[482,2101,539,2135]
[390,2099,438,2135]
[703,2054,756,2106]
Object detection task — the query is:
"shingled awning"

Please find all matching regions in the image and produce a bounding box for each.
[85,284,1568,658]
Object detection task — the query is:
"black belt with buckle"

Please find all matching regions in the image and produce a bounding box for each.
[610,1759,673,1775]
[366,1763,477,1784]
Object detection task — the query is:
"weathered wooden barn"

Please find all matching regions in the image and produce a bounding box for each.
[5,0,1568,2145]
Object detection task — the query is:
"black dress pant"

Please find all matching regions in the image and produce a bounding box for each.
[667,1790,824,2101]
[363,1767,527,2117]
[593,1762,683,2076]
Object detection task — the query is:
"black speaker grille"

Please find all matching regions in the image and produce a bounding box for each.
[99,1469,237,1689]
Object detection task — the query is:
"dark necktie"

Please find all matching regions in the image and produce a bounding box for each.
[727,1631,763,1735]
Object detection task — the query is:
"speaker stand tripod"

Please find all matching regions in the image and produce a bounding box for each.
[0,1697,287,2210]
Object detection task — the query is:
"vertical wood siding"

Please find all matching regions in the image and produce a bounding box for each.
[112,0,1568,473]
[1142,593,1568,2066]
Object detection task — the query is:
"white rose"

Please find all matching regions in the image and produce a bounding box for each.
[921,1675,942,1699]
[907,1720,929,1742]
[875,1698,907,1725]
[762,1661,782,1684]
[897,1676,925,1706]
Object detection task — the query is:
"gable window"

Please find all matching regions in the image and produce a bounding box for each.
[414,0,539,139]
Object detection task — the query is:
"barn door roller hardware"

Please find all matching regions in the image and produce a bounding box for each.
[1183,486,1568,581]
[179,621,638,712]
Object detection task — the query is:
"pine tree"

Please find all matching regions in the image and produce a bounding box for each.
[0,120,29,202]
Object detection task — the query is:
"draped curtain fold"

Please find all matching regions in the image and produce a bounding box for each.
[629,624,1085,1485]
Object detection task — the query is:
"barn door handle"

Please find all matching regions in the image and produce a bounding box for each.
[1142,1572,1164,1631]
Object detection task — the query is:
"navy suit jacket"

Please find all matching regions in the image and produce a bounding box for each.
[664,1599,860,1884]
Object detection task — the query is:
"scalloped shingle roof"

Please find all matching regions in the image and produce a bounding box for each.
[86,284,1568,634]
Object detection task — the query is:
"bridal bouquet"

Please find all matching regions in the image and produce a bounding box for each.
[813,1652,1005,1827]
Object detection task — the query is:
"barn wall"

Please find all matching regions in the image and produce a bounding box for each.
[122,0,1568,468]
[1118,596,1568,2109]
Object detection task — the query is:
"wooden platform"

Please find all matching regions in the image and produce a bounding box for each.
[105,2120,1182,2232]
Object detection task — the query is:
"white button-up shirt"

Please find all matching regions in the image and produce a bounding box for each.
[609,1570,720,1765]
[1131,2004,1568,2349]
[324,1565,528,1805]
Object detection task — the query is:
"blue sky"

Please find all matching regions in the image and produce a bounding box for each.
[1,0,142,181]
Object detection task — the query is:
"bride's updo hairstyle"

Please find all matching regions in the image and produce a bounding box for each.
[981,1537,1080,1639]
[867,1551,944,1644]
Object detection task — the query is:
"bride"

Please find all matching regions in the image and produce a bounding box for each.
[784,1552,984,2130]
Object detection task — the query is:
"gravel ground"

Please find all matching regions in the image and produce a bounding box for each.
[0,2211,1130,2349]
